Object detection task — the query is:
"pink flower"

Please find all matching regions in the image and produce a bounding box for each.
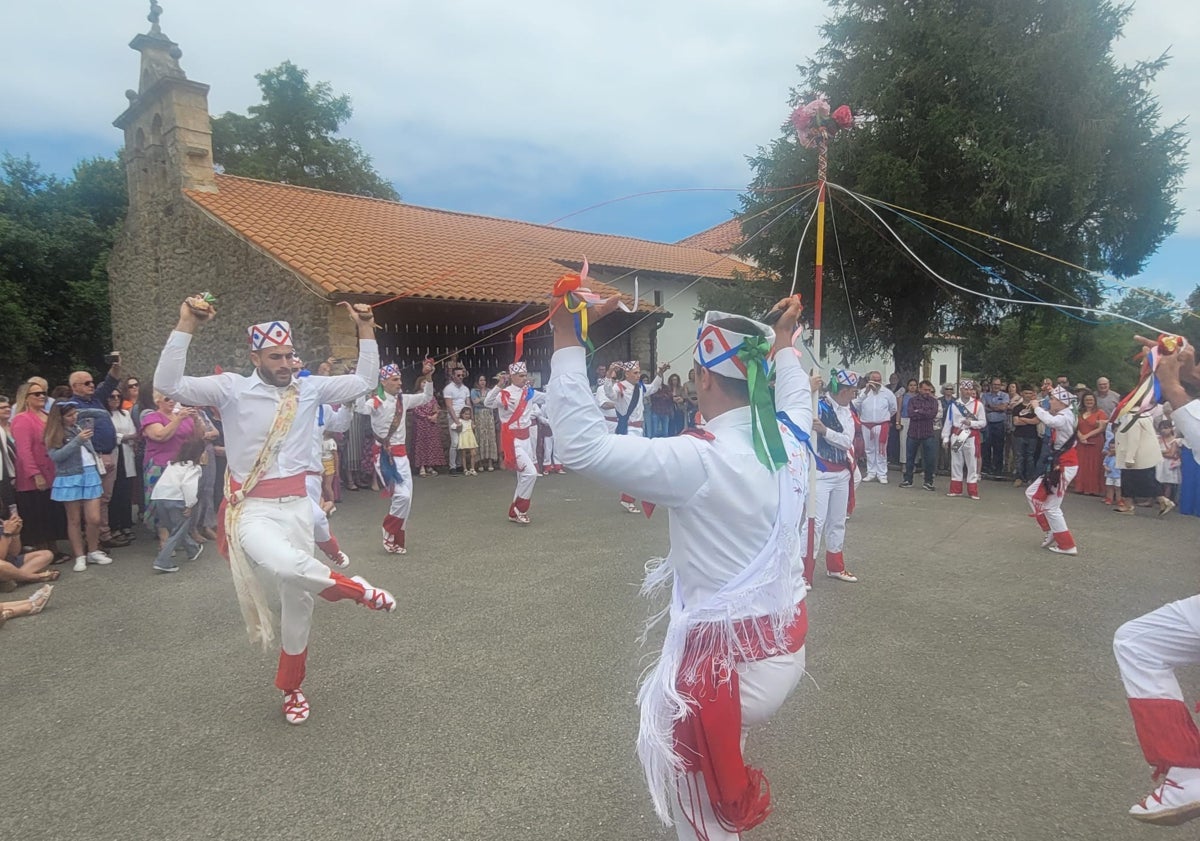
[832,105,853,129]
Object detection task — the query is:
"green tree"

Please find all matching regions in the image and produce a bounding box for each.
[725,0,1187,383]
[0,153,125,390]
[212,61,400,200]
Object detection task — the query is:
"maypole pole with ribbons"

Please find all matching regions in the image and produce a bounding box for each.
[789,96,853,572]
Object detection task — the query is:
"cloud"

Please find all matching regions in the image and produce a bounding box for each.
[0,0,1194,241]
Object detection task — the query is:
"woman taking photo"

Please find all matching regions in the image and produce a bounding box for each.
[139,391,197,543]
[45,401,112,572]
[107,389,139,542]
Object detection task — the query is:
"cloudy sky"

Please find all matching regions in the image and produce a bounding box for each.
[1,0,1196,301]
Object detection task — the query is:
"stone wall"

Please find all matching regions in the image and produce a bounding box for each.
[108,194,337,386]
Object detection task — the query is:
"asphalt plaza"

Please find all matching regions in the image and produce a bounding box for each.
[3,467,1197,841]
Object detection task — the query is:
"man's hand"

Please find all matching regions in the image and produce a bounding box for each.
[339,302,376,338]
[551,295,622,352]
[175,297,214,334]
[767,296,803,354]
[422,360,435,376]
[810,374,824,392]
[498,372,510,387]
[813,419,827,435]
[657,363,670,376]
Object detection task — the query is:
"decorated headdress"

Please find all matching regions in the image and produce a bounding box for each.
[831,369,860,393]
[1050,385,1074,403]
[621,361,639,371]
[379,363,402,380]
[694,310,789,471]
[508,362,528,375]
[959,379,976,392]
[248,320,292,350]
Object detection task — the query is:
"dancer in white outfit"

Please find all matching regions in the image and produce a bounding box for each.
[604,360,668,513]
[548,295,813,841]
[154,298,398,725]
[485,363,539,524]
[362,361,435,554]
[1112,340,1200,825]
[941,379,987,499]
[801,370,860,588]
[853,371,896,483]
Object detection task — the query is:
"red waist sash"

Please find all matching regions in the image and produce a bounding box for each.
[217,474,307,559]
[673,601,808,837]
[374,443,407,458]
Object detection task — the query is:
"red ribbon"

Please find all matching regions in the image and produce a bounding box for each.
[512,272,584,363]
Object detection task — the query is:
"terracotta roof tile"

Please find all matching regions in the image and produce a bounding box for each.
[675,218,746,254]
[184,175,756,307]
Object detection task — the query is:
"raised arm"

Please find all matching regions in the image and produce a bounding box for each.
[1033,406,1073,433]
[402,379,435,410]
[155,299,233,407]
[313,303,380,403]
[547,346,707,507]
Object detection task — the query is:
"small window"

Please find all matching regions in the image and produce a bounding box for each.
[939,364,947,384]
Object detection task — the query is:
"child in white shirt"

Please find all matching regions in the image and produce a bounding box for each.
[151,439,207,573]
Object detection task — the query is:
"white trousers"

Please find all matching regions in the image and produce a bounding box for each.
[512,436,537,501]
[950,436,979,485]
[898,417,910,465]
[800,470,850,555]
[237,496,333,657]
[863,423,888,479]
[378,453,414,520]
[543,432,559,467]
[1025,465,1077,535]
[306,474,331,543]
[448,424,461,469]
[1115,595,1200,703]
[671,648,807,841]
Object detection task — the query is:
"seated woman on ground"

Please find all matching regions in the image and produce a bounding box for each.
[0,584,53,628]
[0,512,57,584]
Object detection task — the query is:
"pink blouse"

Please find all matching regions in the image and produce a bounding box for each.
[11,410,54,492]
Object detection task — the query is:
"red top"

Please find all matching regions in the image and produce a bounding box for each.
[11,410,54,491]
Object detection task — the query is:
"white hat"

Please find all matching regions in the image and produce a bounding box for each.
[248,321,293,350]
[1050,385,1074,403]
[694,311,774,381]
[508,362,528,375]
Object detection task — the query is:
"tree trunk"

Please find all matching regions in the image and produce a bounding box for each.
[893,337,925,388]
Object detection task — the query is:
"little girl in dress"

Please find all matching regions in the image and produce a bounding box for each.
[457,407,479,475]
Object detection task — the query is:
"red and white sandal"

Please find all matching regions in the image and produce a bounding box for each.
[327,550,350,569]
[351,575,396,613]
[283,690,310,725]
[508,511,531,525]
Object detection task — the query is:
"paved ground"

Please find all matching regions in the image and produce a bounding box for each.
[2,467,1197,841]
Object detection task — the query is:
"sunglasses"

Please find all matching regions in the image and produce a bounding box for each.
[27,391,46,397]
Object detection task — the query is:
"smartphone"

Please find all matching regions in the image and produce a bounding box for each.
[7,504,17,518]
[105,351,121,365]
[81,418,95,431]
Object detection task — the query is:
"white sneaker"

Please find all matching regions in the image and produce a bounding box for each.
[87,550,113,566]
[1047,544,1078,555]
[827,570,859,583]
[1040,532,1055,548]
[328,550,350,568]
[1130,767,1200,825]
[73,556,87,572]
[877,477,888,485]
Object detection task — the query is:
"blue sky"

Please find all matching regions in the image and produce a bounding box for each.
[2,0,1196,303]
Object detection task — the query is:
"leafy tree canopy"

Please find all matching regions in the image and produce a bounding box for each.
[0,153,126,390]
[717,0,1187,384]
[212,61,400,201]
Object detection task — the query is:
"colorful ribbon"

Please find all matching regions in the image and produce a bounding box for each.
[737,336,789,471]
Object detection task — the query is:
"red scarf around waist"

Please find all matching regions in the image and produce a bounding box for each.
[500,390,532,471]
[216,473,307,560]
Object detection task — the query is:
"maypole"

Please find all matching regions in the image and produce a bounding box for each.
[790,96,853,574]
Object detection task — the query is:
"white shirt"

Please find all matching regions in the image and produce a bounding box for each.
[110,409,138,476]
[154,332,378,483]
[1171,399,1200,453]
[821,400,856,455]
[548,345,812,615]
[360,383,434,447]
[443,381,471,418]
[484,385,538,430]
[853,384,897,423]
[941,397,987,442]
[151,461,202,507]
[603,376,662,425]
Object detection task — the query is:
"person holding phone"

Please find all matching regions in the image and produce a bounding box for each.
[45,401,112,572]
[68,354,128,549]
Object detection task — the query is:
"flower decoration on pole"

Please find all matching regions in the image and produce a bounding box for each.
[790,96,853,150]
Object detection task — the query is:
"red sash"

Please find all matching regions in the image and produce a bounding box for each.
[216,473,308,559]
[500,389,531,471]
[673,602,808,837]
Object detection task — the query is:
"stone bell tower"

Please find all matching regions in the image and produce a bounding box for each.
[113,0,216,212]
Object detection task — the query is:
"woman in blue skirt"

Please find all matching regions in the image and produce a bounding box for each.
[45,402,112,573]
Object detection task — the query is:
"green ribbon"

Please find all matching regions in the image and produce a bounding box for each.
[737,336,789,471]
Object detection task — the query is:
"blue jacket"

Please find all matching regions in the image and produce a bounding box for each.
[47,409,109,477]
[69,374,120,453]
